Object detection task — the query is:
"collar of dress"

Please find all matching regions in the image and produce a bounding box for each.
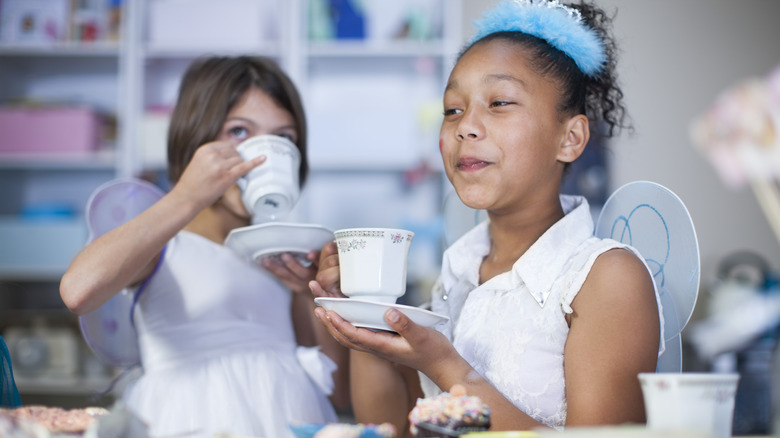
[441,195,595,308]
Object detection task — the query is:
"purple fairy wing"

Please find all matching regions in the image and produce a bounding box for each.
[78,178,164,367]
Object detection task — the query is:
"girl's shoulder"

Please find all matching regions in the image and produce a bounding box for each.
[578,246,657,313]
[592,245,652,281]
[561,236,655,309]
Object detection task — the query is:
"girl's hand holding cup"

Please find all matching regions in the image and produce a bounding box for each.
[310,241,345,298]
[172,140,266,211]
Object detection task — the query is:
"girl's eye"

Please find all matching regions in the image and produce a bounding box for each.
[443,108,462,116]
[227,126,249,140]
[490,100,512,108]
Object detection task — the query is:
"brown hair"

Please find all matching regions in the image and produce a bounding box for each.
[167,56,308,186]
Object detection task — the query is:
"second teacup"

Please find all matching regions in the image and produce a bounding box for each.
[236,135,301,221]
[334,228,414,304]
[638,372,740,438]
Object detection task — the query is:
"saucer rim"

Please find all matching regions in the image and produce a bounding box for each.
[253,246,312,259]
[314,297,449,331]
[225,222,334,260]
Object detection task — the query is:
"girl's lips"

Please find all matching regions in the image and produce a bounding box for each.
[456,157,492,170]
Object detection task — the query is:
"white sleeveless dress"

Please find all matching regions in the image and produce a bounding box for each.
[422,195,664,430]
[122,231,337,438]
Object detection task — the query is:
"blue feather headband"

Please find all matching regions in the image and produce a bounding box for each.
[469,0,606,77]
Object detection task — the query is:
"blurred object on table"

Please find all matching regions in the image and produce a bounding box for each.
[638,372,739,438]
[534,425,705,437]
[0,402,148,437]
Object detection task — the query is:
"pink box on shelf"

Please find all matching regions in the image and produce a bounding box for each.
[0,106,101,154]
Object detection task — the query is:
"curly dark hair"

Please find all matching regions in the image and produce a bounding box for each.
[459,0,632,139]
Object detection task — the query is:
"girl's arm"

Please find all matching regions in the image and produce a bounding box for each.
[60,189,197,315]
[563,248,660,426]
[278,251,351,411]
[288,288,351,411]
[350,351,422,438]
[60,141,263,315]
[264,244,352,411]
[311,241,548,431]
[314,308,550,431]
[268,250,322,347]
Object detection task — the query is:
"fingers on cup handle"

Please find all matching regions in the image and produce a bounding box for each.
[250,155,267,166]
[318,241,339,264]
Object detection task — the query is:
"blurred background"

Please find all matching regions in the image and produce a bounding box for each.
[1,0,780,433]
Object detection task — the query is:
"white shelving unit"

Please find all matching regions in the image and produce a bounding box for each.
[0,0,462,399]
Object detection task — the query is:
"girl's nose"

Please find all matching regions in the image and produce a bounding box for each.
[456,108,484,140]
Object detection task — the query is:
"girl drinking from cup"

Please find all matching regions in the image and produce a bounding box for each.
[60,56,347,438]
[311,0,663,433]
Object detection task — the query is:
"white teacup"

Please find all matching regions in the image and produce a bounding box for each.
[236,135,301,221]
[334,228,414,304]
[638,372,740,438]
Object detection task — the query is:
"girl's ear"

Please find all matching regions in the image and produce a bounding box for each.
[557,114,590,163]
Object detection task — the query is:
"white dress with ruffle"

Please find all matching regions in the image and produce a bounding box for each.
[421,195,664,430]
[122,231,337,438]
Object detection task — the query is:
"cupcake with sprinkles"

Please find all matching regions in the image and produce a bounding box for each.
[313,422,396,438]
[408,385,491,437]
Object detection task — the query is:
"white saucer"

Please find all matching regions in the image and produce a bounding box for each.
[314,297,449,332]
[224,222,334,262]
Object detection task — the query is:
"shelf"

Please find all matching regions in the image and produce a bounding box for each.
[309,159,444,174]
[143,41,282,59]
[0,41,120,57]
[0,150,116,170]
[307,40,448,58]
[15,375,116,396]
[0,216,88,281]
[0,266,69,282]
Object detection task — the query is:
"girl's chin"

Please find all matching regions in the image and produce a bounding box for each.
[236,207,253,222]
[453,185,493,208]
[458,195,493,211]
[217,198,253,222]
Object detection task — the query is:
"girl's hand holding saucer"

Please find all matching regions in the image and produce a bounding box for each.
[314,305,461,379]
[261,250,319,295]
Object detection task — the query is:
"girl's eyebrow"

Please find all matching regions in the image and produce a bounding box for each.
[225,116,257,125]
[273,124,297,133]
[484,73,526,88]
[445,80,459,93]
[225,117,295,133]
[444,73,527,93]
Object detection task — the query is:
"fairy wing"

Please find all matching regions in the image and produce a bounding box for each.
[595,181,701,372]
[78,178,165,367]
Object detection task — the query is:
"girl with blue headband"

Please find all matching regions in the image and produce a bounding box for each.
[312,0,662,433]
